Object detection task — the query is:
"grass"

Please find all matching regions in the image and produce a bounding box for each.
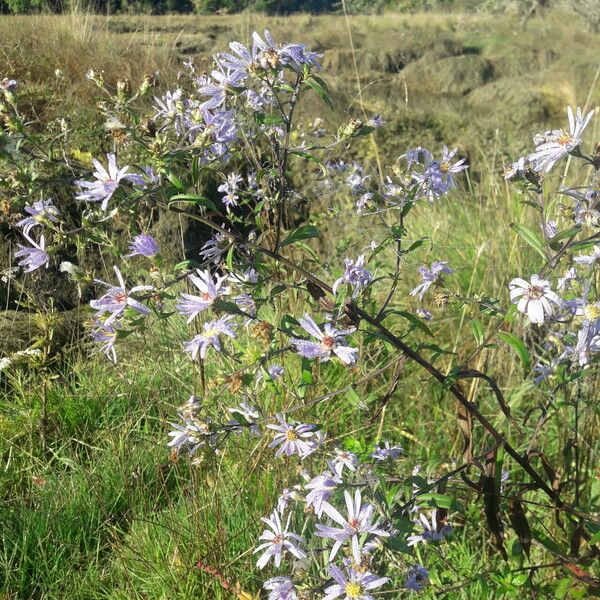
[1,7,600,600]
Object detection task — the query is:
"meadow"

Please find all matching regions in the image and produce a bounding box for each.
[1,8,599,600]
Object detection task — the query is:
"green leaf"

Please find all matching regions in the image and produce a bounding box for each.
[381,309,433,337]
[496,331,531,372]
[419,493,464,512]
[280,225,320,248]
[166,172,185,190]
[510,223,547,259]
[168,194,217,211]
[470,319,484,346]
[253,112,286,126]
[289,150,327,176]
[174,259,201,271]
[304,77,334,110]
[549,225,581,243]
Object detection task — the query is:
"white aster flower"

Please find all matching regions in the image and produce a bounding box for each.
[509,274,561,325]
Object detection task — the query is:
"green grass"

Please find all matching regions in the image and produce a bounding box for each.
[1,8,600,600]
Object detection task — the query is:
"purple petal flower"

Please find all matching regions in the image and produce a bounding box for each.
[333,255,372,298]
[528,106,594,173]
[15,234,49,273]
[124,234,160,258]
[90,266,153,325]
[183,316,236,360]
[253,509,306,570]
[17,199,59,237]
[315,489,389,563]
[263,576,297,600]
[323,561,388,600]
[267,414,321,459]
[176,269,229,323]
[404,565,429,592]
[75,153,130,211]
[410,261,453,301]
[291,314,358,365]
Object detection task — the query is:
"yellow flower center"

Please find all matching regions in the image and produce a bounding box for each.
[439,162,450,173]
[285,429,299,441]
[345,582,363,598]
[584,304,600,321]
[557,132,572,146]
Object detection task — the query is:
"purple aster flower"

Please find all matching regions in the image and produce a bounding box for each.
[528,106,594,173]
[267,414,321,459]
[167,417,215,455]
[17,199,59,237]
[315,489,389,562]
[291,314,358,365]
[154,89,190,134]
[305,468,342,516]
[356,192,373,214]
[404,146,433,171]
[573,316,600,366]
[573,245,600,266]
[176,269,229,323]
[407,511,452,546]
[183,315,236,360]
[15,234,50,273]
[323,561,388,600]
[263,576,297,600]
[416,307,432,321]
[124,234,160,258]
[410,261,453,301]
[90,266,152,325]
[198,66,245,110]
[332,255,372,298]
[194,109,237,160]
[413,146,468,200]
[532,362,557,384]
[404,565,429,592]
[90,318,119,363]
[200,231,230,265]
[367,114,385,128]
[1,78,17,91]
[347,167,370,195]
[332,448,359,474]
[509,274,561,325]
[267,364,284,380]
[218,172,243,208]
[253,509,306,570]
[370,441,404,461]
[228,267,259,285]
[543,220,558,239]
[75,153,130,211]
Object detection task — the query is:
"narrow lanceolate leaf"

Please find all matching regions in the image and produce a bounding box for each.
[279,225,320,248]
[510,223,547,259]
[304,76,334,110]
[469,319,484,346]
[496,331,531,373]
[168,194,217,211]
[508,497,532,558]
[482,447,507,560]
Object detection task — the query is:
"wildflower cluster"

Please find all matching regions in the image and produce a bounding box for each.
[3,24,599,600]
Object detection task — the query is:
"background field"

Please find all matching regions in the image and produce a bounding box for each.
[1,8,599,600]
